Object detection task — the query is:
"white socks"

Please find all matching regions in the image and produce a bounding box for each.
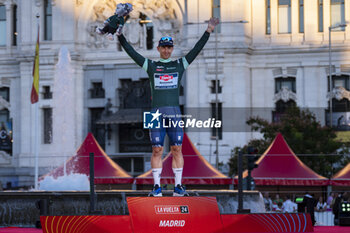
[172,168,183,186]
[152,168,183,186]
[152,168,162,186]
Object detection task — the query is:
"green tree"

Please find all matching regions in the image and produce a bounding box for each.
[228,106,348,177]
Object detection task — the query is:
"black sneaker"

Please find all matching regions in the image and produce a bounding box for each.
[148,184,162,197]
[173,184,189,197]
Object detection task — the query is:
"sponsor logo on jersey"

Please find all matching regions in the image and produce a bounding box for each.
[156,66,164,68]
[156,68,164,71]
[155,205,189,214]
[154,72,178,89]
[167,67,176,70]
[159,220,186,227]
[159,74,173,82]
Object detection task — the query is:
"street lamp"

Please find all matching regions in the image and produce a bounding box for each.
[214,20,248,169]
[328,23,347,127]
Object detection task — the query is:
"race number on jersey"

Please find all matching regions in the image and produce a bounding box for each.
[154,72,179,89]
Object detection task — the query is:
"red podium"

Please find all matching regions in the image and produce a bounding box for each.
[128,197,222,233]
[40,197,313,233]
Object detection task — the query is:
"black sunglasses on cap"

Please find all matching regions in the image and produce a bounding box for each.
[158,36,174,47]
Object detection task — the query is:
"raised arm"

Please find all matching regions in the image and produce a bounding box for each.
[118,34,146,69]
[184,17,220,67]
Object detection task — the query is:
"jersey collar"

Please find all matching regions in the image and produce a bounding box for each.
[159,58,172,63]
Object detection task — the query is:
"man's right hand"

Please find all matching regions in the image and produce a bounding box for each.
[206,17,220,33]
[116,25,123,36]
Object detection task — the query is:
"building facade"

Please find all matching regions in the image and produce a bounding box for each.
[0,0,350,188]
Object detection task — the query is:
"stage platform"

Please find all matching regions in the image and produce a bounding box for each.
[33,196,313,233]
[0,192,319,232]
[1,226,349,233]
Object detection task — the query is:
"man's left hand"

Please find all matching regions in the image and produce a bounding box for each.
[206,17,220,33]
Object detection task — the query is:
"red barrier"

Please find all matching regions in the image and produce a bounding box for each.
[220,213,313,232]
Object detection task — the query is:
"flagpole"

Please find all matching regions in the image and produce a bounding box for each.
[34,14,40,190]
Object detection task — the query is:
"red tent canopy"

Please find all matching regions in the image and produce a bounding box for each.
[235,133,329,186]
[331,163,350,186]
[136,133,232,185]
[41,133,133,184]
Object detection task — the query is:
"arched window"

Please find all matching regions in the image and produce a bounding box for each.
[275,77,296,93]
[273,100,296,122]
[329,75,350,112]
[330,75,349,90]
[332,99,350,112]
[327,75,350,128]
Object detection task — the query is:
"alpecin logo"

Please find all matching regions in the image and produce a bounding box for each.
[143,109,161,129]
[155,205,189,214]
[159,74,173,81]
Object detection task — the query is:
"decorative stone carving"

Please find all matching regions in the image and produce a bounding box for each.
[76,0,83,7]
[0,96,10,111]
[89,0,181,49]
[0,77,11,86]
[5,0,12,10]
[327,86,350,101]
[86,23,109,48]
[273,87,297,103]
[124,18,142,45]
[273,68,297,78]
[273,68,282,77]
[35,0,42,7]
[287,68,297,76]
[35,0,55,8]
[206,63,223,74]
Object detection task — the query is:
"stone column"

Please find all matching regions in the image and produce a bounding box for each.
[5,1,12,51]
[17,59,34,167]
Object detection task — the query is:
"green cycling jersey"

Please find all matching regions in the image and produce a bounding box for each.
[118,31,210,108]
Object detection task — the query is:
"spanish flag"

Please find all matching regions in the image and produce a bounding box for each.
[31,26,39,104]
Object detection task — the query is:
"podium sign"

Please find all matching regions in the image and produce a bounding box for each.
[40,197,313,233]
[127,196,222,233]
[39,215,133,233]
